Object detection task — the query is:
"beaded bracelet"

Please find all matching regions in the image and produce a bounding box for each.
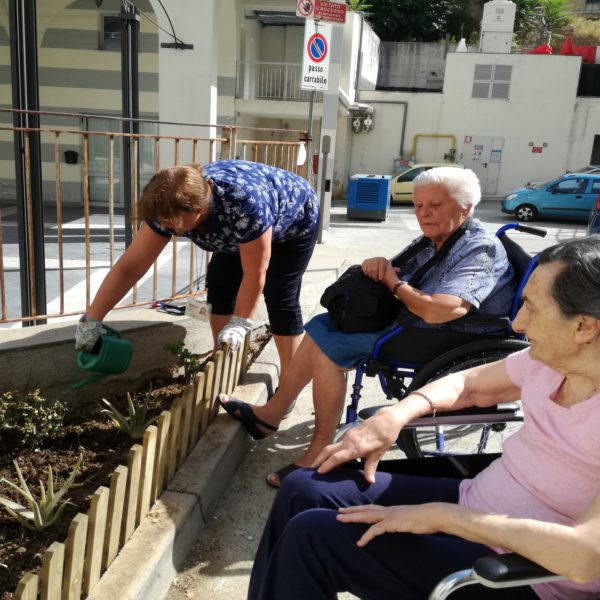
[409,391,436,417]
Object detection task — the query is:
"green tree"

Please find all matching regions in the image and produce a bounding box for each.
[366,0,463,42]
[513,0,572,46]
[362,0,571,46]
[346,0,373,15]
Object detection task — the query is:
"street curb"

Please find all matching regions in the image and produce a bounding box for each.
[86,345,281,600]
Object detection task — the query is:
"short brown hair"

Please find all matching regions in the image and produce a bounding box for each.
[137,164,212,221]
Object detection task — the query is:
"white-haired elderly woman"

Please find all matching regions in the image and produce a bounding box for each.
[220,166,517,487]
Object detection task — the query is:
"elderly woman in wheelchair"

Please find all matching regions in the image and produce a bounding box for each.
[247,236,600,600]
[220,166,518,487]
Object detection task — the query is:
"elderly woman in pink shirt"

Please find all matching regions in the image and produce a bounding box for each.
[248,235,600,600]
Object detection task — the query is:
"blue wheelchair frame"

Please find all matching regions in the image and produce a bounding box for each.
[340,223,547,457]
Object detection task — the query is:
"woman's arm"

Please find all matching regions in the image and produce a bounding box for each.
[394,284,470,323]
[87,223,170,320]
[361,257,471,323]
[314,359,521,481]
[233,227,272,319]
[338,490,600,584]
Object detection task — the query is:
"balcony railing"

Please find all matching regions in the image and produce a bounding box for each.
[236,61,323,102]
[0,109,309,326]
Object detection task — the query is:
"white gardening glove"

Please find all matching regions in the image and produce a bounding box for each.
[75,314,105,352]
[217,316,252,351]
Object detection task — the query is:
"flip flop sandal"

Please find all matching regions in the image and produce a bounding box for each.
[266,463,302,489]
[218,396,278,441]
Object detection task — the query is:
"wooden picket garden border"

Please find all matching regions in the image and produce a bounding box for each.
[11,339,248,600]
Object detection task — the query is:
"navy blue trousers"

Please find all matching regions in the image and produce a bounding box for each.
[248,468,539,600]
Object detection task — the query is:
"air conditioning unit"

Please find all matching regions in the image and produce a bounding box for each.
[479,0,516,53]
[347,174,392,221]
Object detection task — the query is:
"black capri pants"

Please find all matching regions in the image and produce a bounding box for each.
[206,227,318,336]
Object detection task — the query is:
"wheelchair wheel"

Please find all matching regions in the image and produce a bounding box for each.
[399,339,529,459]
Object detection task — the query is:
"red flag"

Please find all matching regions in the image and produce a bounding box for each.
[560,36,597,63]
[560,36,574,55]
[528,43,552,55]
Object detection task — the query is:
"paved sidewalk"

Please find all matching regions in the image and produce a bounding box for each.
[165,205,588,600]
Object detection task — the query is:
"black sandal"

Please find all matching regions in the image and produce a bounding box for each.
[218,396,278,440]
[266,463,302,489]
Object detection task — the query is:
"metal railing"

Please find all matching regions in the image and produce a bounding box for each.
[0,109,310,326]
[236,61,323,102]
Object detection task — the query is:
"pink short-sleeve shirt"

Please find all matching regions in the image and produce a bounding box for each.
[459,348,600,600]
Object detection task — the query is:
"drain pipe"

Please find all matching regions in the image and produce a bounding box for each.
[366,99,409,161]
[354,11,365,99]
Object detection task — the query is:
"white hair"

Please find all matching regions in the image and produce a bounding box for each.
[413,167,481,215]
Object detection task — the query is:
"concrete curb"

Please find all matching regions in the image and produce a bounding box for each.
[86,343,281,600]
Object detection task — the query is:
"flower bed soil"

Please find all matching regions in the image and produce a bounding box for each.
[0,380,185,598]
[0,328,270,598]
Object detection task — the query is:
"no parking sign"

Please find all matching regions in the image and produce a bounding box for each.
[301,20,331,91]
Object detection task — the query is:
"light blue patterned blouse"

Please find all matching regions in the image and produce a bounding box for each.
[396,218,516,328]
[147,160,319,254]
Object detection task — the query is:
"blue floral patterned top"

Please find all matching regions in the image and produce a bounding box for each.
[147,160,319,254]
[397,219,516,331]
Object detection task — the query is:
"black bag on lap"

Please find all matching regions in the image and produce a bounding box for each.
[319,265,399,333]
[319,219,472,333]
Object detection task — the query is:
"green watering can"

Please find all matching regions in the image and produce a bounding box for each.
[72,325,133,389]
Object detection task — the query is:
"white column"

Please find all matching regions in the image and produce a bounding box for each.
[154,0,219,164]
[317,24,343,233]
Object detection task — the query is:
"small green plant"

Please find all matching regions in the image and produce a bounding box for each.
[0,454,83,532]
[0,389,66,448]
[100,392,158,439]
[165,342,204,383]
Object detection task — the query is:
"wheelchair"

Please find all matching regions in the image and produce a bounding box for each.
[430,551,562,599]
[336,223,547,458]
[416,455,561,599]
[341,453,563,598]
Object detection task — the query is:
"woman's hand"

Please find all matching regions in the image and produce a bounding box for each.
[75,314,104,352]
[337,503,444,547]
[217,316,253,350]
[361,257,391,281]
[312,406,404,484]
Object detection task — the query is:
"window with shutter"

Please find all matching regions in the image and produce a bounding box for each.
[472,64,512,99]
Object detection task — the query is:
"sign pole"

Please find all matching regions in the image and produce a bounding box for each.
[318,134,331,243]
[306,89,315,184]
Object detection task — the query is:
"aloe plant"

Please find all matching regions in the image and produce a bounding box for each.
[100,392,158,439]
[0,454,83,532]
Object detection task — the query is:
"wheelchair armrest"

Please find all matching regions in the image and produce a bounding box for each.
[358,402,521,424]
[397,311,510,330]
[428,553,562,599]
[396,312,420,327]
[473,553,563,587]
[451,313,511,329]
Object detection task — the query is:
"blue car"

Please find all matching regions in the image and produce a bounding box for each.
[501,173,600,222]
[588,196,600,234]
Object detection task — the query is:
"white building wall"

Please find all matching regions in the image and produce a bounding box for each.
[567,97,600,170]
[377,42,455,90]
[441,53,581,195]
[283,26,304,62]
[360,19,380,91]
[344,92,443,183]
[157,0,219,163]
[217,0,241,125]
[339,13,361,103]
[337,53,597,198]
